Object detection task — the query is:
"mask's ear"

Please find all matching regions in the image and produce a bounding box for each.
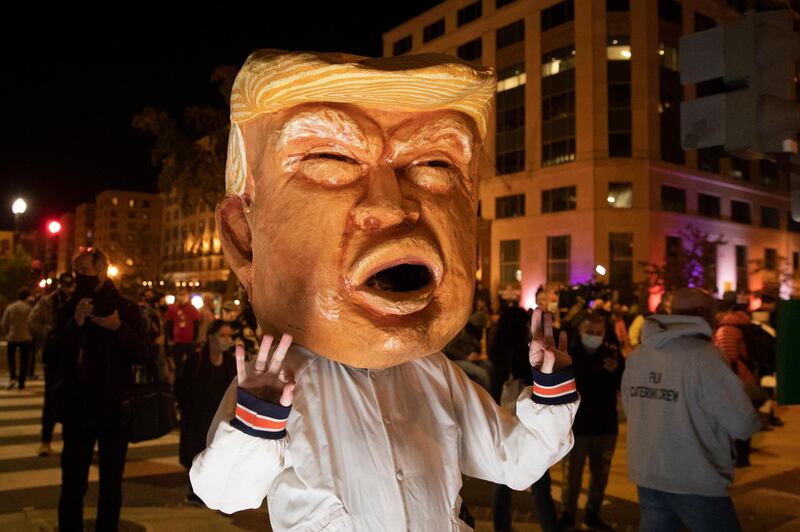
[216,195,253,295]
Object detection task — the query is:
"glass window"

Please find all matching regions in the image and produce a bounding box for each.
[607,182,632,208]
[547,235,571,284]
[497,0,517,8]
[423,19,445,43]
[457,38,482,62]
[736,245,748,293]
[496,63,526,174]
[111,197,118,206]
[542,186,577,213]
[127,211,136,219]
[658,0,681,24]
[142,200,151,208]
[661,185,686,213]
[542,46,576,167]
[457,1,482,26]
[110,210,118,218]
[788,212,800,233]
[393,35,412,56]
[793,251,799,271]
[609,232,633,290]
[541,0,574,32]
[497,20,525,49]
[607,0,629,11]
[496,194,526,219]
[730,200,751,224]
[698,193,721,218]
[500,240,521,283]
[765,248,777,270]
[761,206,780,229]
[608,38,632,158]
[128,199,135,208]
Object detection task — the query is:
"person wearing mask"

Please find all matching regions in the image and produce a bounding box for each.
[489,306,561,532]
[559,313,624,531]
[175,319,237,504]
[164,289,200,378]
[1,287,34,390]
[29,273,74,456]
[622,288,760,531]
[52,248,152,531]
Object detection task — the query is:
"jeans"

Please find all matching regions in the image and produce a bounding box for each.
[493,470,560,532]
[561,434,617,516]
[59,421,129,531]
[7,341,32,388]
[637,486,741,532]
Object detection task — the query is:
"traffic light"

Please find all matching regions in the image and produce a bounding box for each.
[679,10,800,158]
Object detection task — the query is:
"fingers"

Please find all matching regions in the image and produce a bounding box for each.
[531,308,542,338]
[558,330,568,353]
[279,382,295,407]
[235,344,247,385]
[543,312,554,346]
[541,349,555,374]
[267,334,293,375]
[254,335,273,373]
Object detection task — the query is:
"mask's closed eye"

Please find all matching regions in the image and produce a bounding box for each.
[299,151,362,186]
[404,157,462,194]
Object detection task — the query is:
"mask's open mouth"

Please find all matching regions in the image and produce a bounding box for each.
[364,263,432,293]
[348,238,443,316]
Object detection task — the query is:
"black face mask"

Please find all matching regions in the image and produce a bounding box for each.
[74,274,99,295]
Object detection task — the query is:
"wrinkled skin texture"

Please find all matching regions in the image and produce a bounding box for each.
[217,103,481,368]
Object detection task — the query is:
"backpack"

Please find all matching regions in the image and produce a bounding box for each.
[737,323,777,377]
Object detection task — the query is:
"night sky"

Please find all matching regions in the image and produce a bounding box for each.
[0,4,440,232]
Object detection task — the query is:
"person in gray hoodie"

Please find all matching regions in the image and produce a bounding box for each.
[621,288,760,532]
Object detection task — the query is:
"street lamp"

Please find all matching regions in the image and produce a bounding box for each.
[11,197,27,252]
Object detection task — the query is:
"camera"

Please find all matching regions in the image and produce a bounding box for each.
[91,297,116,318]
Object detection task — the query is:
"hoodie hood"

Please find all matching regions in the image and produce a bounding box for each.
[641,314,713,349]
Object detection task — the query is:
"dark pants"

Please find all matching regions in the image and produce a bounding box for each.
[562,434,617,516]
[493,470,560,532]
[7,341,32,388]
[637,486,741,532]
[41,361,59,444]
[170,343,195,378]
[59,421,129,531]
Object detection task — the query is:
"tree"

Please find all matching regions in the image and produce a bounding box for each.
[0,249,32,305]
[132,65,237,212]
[639,224,726,295]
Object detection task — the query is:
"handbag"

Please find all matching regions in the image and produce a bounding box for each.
[121,362,175,443]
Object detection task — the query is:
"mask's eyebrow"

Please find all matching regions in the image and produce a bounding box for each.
[388,117,475,163]
[275,108,370,154]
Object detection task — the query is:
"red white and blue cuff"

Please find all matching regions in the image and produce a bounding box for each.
[230,388,291,440]
[531,367,578,405]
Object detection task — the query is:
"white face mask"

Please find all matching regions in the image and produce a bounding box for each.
[581,333,603,352]
[212,336,234,352]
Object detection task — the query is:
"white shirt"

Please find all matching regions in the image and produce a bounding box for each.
[191,345,578,531]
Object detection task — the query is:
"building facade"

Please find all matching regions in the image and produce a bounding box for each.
[384,0,800,309]
[92,190,162,283]
[159,190,229,293]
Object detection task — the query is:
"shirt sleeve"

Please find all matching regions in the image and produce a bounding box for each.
[189,378,291,513]
[445,357,579,490]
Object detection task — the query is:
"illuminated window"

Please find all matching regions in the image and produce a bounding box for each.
[393,35,412,56]
[608,182,632,208]
[761,206,780,229]
[495,194,525,219]
[547,235,571,284]
[500,240,521,284]
[423,19,444,43]
[457,1,482,26]
[542,186,577,213]
[128,199,135,208]
[111,197,118,206]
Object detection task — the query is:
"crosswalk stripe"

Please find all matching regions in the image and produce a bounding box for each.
[0,409,43,420]
[0,432,181,460]
[0,423,60,438]
[0,398,44,407]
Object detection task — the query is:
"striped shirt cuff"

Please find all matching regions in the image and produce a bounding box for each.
[230,388,291,440]
[531,366,578,405]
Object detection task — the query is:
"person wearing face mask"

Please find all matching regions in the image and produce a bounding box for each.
[52,248,152,531]
[559,312,624,531]
[174,319,237,504]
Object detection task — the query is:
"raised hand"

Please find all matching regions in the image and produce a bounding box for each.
[528,308,572,374]
[236,333,295,406]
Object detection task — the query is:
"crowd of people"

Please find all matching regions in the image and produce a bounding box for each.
[0,249,786,531]
[443,282,782,531]
[0,247,258,530]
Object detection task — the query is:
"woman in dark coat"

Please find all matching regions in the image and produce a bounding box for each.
[174,319,237,502]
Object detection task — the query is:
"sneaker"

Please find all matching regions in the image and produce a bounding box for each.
[37,443,53,457]
[584,511,614,531]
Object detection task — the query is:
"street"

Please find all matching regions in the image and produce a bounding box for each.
[1,376,798,531]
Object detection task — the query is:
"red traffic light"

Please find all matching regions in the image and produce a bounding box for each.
[47,220,62,235]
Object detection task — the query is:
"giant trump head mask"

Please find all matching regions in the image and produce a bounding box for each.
[216,50,495,369]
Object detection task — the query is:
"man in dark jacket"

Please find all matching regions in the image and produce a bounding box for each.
[560,312,624,531]
[53,248,152,531]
